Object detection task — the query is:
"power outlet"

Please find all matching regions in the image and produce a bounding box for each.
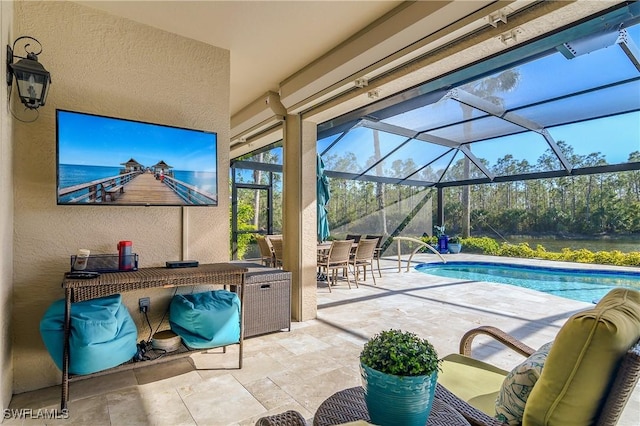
[139,297,150,313]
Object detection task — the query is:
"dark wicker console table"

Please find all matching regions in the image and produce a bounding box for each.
[313,386,471,426]
[60,263,247,410]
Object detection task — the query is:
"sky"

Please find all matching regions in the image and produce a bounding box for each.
[57,111,217,172]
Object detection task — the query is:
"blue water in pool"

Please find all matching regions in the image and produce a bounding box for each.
[415,261,640,303]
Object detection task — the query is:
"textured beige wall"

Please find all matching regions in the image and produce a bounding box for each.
[12,1,230,393]
[1,0,15,410]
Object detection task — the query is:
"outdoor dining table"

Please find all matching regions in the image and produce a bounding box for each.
[317,241,358,252]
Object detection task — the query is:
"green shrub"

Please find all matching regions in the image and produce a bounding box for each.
[360,329,441,377]
[623,252,640,266]
[440,236,640,267]
[420,235,437,246]
[461,237,500,255]
[497,242,537,258]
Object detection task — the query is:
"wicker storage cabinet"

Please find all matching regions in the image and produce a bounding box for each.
[239,263,291,338]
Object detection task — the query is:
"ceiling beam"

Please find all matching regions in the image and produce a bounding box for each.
[436,162,640,188]
[280,1,499,112]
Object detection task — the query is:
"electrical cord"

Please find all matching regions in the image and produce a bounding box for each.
[143,310,153,343]
[133,287,181,363]
[152,286,178,338]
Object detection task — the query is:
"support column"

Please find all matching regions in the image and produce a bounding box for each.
[437,187,444,228]
[283,114,317,321]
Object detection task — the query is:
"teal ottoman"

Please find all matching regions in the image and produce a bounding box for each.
[170,290,240,349]
[40,294,138,375]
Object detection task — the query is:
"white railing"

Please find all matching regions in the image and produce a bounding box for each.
[394,236,446,272]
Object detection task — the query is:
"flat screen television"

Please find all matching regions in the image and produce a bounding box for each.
[56,109,218,206]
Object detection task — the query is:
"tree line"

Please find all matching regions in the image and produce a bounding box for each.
[323,144,640,238]
[232,143,640,260]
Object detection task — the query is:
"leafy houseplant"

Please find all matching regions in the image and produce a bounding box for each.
[360,329,442,425]
[433,225,446,238]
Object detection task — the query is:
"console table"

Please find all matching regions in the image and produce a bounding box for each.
[313,386,470,426]
[60,263,247,410]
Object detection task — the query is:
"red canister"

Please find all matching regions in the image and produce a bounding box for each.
[117,241,133,271]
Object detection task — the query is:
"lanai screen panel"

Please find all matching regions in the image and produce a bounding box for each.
[438,150,491,183]
[360,139,453,180]
[319,17,640,187]
[548,112,640,165]
[382,97,488,133]
[322,127,410,174]
[428,116,524,145]
[459,134,554,178]
[318,134,341,154]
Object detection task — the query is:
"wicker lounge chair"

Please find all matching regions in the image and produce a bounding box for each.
[438,288,640,426]
[318,240,354,291]
[350,237,378,285]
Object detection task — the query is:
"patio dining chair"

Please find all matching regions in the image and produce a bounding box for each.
[365,234,383,277]
[269,237,284,268]
[345,234,361,243]
[318,240,354,292]
[436,288,640,426]
[350,237,378,285]
[256,235,275,267]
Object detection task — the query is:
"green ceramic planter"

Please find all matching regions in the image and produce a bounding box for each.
[360,363,438,426]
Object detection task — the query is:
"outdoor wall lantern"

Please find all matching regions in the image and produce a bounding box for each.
[6,36,51,114]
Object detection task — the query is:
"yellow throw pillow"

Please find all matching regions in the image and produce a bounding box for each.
[495,341,553,425]
[523,288,640,426]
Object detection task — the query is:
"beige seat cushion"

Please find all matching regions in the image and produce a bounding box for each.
[438,353,508,415]
[524,288,640,426]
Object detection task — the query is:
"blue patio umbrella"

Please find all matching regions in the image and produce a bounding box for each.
[317,154,331,243]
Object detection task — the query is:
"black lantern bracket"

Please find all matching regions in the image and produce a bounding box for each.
[6,35,51,119]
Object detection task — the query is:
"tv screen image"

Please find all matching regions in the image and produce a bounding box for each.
[56,110,218,206]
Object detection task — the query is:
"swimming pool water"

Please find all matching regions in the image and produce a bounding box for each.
[415,261,640,303]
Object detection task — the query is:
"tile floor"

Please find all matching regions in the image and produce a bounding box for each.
[6,253,640,425]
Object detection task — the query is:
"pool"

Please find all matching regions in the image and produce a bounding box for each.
[415,261,640,303]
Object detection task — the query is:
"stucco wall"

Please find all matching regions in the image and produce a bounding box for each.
[1,0,15,410]
[11,1,230,393]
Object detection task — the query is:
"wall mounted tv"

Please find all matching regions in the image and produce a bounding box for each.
[56,110,218,206]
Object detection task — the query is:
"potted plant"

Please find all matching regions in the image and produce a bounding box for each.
[359,329,442,426]
[448,236,462,254]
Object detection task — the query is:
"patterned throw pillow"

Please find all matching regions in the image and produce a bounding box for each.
[495,341,553,425]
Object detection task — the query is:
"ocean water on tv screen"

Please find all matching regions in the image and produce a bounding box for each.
[58,165,216,203]
[58,164,121,188]
[173,170,216,195]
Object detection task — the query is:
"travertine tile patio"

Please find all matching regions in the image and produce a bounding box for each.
[6,253,640,425]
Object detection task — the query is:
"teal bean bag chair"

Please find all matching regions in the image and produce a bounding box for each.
[169,290,240,349]
[40,294,138,375]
